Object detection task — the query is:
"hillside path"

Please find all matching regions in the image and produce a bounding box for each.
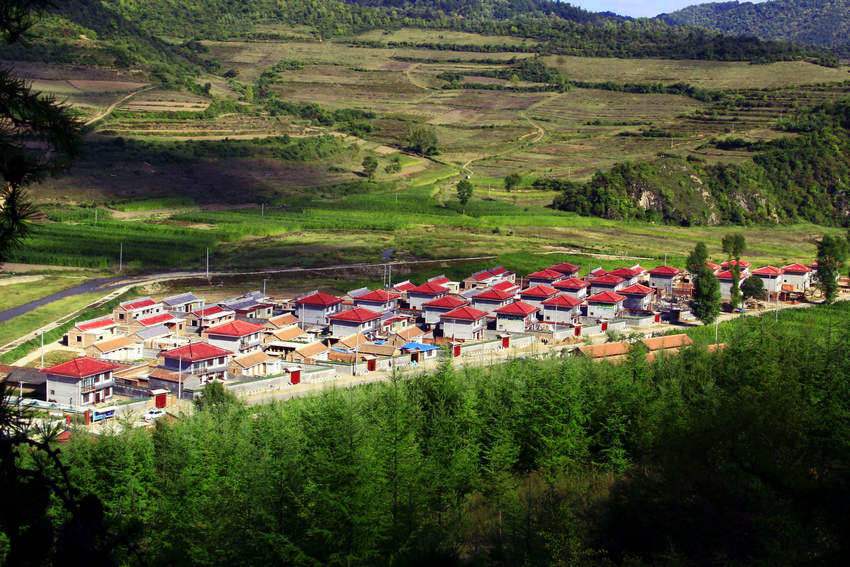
[84,85,155,126]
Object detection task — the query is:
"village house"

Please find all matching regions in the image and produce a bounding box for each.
[381,314,416,333]
[494,301,539,333]
[553,277,591,299]
[328,307,383,337]
[392,280,415,295]
[132,312,185,336]
[648,265,683,296]
[440,306,488,341]
[263,313,299,331]
[229,351,282,378]
[203,320,265,354]
[223,297,275,320]
[540,294,582,325]
[751,266,784,299]
[526,268,566,287]
[353,289,401,313]
[293,291,343,325]
[720,260,751,276]
[131,325,174,348]
[470,288,515,315]
[155,342,232,388]
[42,357,117,408]
[576,342,631,363]
[66,316,120,348]
[608,267,642,287]
[587,267,607,279]
[186,305,235,331]
[491,280,520,294]
[586,291,626,319]
[85,336,143,362]
[427,275,461,294]
[162,292,203,314]
[588,274,626,295]
[519,284,560,311]
[265,325,306,345]
[619,284,655,312]
[717,270,747,300]
[112,297,163,324]
[422,295,469,326]
[387,325,432,346]
[407,281,449,310]
[400,342,441,363]
[549,262,581,278]
[488,266,516,283]
[781,263,813,292]
[290,341,330,364]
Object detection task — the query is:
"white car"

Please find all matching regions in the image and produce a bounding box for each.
[143,408,166,421]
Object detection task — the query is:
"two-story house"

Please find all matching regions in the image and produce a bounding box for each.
[42,357,118,408]
[293,291,343,325]
[203,320,265,354]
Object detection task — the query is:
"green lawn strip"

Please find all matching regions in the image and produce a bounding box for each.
[0,276,88,311]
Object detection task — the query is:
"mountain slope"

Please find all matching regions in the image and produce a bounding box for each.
[660,0,850,52]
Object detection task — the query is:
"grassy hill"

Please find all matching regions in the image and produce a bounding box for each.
[660,0,850,55]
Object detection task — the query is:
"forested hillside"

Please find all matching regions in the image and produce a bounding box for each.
[544,98,850,226]
[18,306,850,565]
[660,0,850,55]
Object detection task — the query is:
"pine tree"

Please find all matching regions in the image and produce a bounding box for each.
[815,234,848,303]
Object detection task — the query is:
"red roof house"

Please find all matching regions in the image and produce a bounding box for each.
[440,306,488,341]
[494,301,539,332]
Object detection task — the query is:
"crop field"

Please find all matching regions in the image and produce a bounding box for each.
[351,28,541,47]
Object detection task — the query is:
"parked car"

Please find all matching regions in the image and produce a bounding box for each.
[143,408,166,421]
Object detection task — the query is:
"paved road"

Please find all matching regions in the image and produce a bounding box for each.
[0,277,124,324]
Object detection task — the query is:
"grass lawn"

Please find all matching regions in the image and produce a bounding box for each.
[0,276,88,311]
[0,292,102,348]
[23,350,80,368]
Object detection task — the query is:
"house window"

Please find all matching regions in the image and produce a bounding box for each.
[76,336,82,343]
[50,389,55,396]
[118,313,124,320]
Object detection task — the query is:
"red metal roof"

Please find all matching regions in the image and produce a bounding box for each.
[608,267,641,279]
[494,301,539,316]
[471,270,494,281]
[295,291,342,307]
[138,313,177,326]
[549,262,580,274]
[473,288,514,301]
[193,305,230,318]
[206,320,265,337]
[520,284,559,298]
[721,259,752,269]
[163,342,233,362]
[120,298,157,311]
[553,277,590,290]
[587,291,626,304]
[409,282,449,295]
[492,280,518,292]
[782,263,812,273]
[542,294,583,307]
[648,265,682,276]
[393,281,415,292]
[423,295,468,309]
[705,262,720,270]
[440,306,488,321]
[356,289,400,302]
[489,266,508,275]
[527,269,565,281]
[329,307,383,323]
[41,357,118,379]
[716,270,746,280]
[752,265,784,276]
[428,276,451,285]
[76,317,116,332]
[589,274,625,286]
[619,284,654,296]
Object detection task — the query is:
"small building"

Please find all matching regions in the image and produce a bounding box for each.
[112,297,163,324]
[549,262,581,278]
[463,269,498,289]
[162,292,203,314]
[440,306,488,342]
[519,285,560,311]
[225,298,275,320]
[488,266,516,283]
[264,313,299,331]
[427,275,460,294]
[353,289,401,313]
[229,352,282,378]
[400,342,441,363]
[133,312,185,336]
[576,342,630,362]
[608,267,642,287]
[204,320,265,354]
[131,325,173,348]
[186,305,235,331]
[422,295,469,326]
[717,270,747,299]
[387,325,432,346]
[540,294,582,325]
[526,268,566,287]
[85,336,143,362]
[751,266,784,298]
[494,301,539,333]
[157,342,232,385]
[392,280,415,294]
[291,341,330,364]
[265,325,306,345]
[619,284,655,311]
[293,291,343,325]
[492,280,520,294]
[407,282,449,311]
[66,316,120,348]
[328,307,383,337]
[470,288,515,316]
[42,357,118,408]
[648,265,683,296]
[641,334,693,354]
[586,291,626,319]
[553,278,591,299]
[588,274,626,295]
[781,263,813,292]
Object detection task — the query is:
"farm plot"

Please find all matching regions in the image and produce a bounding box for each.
[96,114,292,140]
[350,28,541,48]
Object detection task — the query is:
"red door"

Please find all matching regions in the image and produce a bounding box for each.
[453,344,461,357]
[574,326,581,337]
[290,370,301,385]
[501,336,510,348]
[367,359,377,372]
[155,392,167,409]
[601,322,608,332]
[654,313,661,323]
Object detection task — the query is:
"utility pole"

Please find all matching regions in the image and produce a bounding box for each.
[94,209,97,225]
[206,248,210,279]
[178,355,182,408]
[40,330,44,369]
[119,242,123,272]
[261,202,265,217]
[263,278,269,297]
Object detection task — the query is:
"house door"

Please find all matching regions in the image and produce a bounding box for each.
[501,336,510,348]
[290,370,301,385]
[410,352,419,363]
[453,344,461,357]
[366,359,377,372]
[155,392,167,409]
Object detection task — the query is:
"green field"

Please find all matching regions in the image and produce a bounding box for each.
[0,276,87,311]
